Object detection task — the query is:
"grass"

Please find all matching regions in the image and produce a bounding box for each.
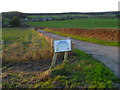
[2,28,119,88]
[45,49,119,88]
[44,29,119,46]
[27,18,118,29]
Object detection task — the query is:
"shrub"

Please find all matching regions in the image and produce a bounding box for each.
[9,17,21,27]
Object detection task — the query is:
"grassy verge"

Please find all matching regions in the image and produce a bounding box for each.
[39,48,119,88]
[44,29,119,46]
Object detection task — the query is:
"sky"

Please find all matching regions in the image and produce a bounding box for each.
[0,0,119,13]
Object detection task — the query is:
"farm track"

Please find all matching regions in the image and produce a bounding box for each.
[37,29,119,78]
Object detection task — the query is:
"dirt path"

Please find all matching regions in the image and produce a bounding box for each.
[37,29,119,77]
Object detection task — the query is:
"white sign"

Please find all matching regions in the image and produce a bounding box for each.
[54,39,71,52]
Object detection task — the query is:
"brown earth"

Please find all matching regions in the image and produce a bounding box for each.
[46,28,120,42]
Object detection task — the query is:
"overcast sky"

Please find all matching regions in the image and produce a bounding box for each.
[0,0,119,13]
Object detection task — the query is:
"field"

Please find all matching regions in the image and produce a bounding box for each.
[27,18,118,28]
[2,28,53,87]
[27,18,119,46]
[2,28,119,88]
[2,28,52,64]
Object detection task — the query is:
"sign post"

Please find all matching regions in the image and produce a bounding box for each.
[50,38,71,69]
[64,51,68,61]
[50,52,57,69]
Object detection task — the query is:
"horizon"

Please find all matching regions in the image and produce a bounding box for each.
[1,10,119,14]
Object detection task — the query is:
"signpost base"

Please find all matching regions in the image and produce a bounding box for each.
[64,51,68,61]
[50,52,58,69]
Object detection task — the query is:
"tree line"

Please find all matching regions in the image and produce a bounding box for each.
[2,11,27,27]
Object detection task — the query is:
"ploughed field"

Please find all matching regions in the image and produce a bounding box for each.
[46,28,119,42]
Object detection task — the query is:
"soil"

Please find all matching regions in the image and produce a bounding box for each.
[47,28,119,42]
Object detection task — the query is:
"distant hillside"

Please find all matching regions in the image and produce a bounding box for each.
[26,11,119,22]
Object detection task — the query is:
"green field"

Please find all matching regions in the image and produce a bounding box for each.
[2,28,119,88]
[27,18,118,28]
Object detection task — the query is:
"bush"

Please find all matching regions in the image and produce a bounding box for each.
[9,17,21,27]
